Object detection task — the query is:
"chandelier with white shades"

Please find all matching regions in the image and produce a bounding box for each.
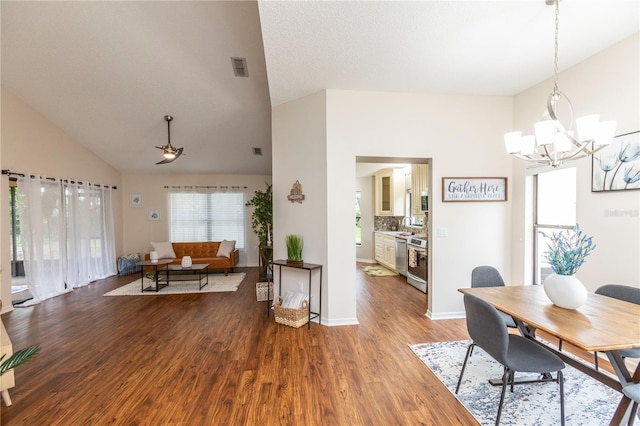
[505,0,616,168]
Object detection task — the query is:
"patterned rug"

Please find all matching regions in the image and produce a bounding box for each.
[410,340,621,426]
[360,265,397,276]
[104,273,245,296]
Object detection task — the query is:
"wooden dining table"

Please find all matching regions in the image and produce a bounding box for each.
[458,285,640,425]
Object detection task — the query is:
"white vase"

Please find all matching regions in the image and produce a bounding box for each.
[543,273,588,309]
[181,256,192,268]
[149,251,159,262]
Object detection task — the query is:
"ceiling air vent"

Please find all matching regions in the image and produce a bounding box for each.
[252,147,263,156]
[231,57,249,77]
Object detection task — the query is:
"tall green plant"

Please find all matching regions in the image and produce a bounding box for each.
[245,183,273,245]
[285,234,303,261]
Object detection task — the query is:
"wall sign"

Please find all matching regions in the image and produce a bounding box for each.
[442,177,507,202]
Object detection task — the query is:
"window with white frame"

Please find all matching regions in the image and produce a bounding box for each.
[168,189,245,248]
[534,167,576,284]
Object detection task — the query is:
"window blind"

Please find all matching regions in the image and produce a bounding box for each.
[168,190,245,248]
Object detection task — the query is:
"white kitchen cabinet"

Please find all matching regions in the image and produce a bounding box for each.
[411,164,429,216]
[375,168,405,216]
[374,232,396,271]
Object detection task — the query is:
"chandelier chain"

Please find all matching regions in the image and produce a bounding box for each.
[553,0,560,94]
[503,0,616,167]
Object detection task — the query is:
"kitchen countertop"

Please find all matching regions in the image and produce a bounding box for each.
[375,231,426,240]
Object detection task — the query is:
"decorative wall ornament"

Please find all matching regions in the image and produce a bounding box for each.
[287,180,305,203]
[149,209,160,220]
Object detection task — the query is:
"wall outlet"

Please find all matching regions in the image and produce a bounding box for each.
[298,282,304,291]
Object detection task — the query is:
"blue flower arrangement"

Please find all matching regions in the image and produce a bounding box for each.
[540,225,596,276]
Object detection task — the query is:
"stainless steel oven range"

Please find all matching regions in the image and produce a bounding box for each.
[407,237,427,293]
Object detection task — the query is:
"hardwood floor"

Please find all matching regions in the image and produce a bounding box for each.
[1,265,478,425]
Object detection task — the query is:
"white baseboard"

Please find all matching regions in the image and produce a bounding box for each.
[426,310,466,320]
[356,258,376,264]
[321,316,360,326]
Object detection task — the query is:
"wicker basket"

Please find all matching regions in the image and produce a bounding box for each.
[256,282,273,302]
[273,295,309,328]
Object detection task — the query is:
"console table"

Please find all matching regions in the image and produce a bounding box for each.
[273,260,323,328]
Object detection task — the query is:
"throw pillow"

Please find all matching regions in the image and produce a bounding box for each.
[217,240,236,258]
[151,241,176,259]
[281,291,309,309]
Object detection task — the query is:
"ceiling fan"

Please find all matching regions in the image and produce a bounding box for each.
[155,115,184,165]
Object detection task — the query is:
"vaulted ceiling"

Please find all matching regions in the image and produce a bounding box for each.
[2,1,638,175]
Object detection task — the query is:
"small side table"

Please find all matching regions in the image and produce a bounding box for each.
[259,245,274,316]
[136,260,172,292]
[273,260,323,328]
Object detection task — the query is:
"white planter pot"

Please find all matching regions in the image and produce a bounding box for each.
[543,273,588,309]
[181,256,192,268]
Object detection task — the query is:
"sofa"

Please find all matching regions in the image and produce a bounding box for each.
[144,241,239,276]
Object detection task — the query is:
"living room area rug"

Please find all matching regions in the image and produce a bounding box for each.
[360,265,397,276]
[104,272,245,296]
[410,340,621,426]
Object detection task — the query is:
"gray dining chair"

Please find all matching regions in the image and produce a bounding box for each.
[471,266,517,328]
[593,284,640,371]
[456,293,565,426]
[621,383,640,426]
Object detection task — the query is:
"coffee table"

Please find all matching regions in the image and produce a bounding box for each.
[157,264,209,290]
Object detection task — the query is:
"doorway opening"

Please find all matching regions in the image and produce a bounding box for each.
[355,156,432,297]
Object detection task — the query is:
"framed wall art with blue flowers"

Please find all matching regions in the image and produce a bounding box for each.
[592,130,640,192]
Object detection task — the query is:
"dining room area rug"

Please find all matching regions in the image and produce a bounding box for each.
[410,340,621,426]
[360,265,397,276]
[103,272,245,296]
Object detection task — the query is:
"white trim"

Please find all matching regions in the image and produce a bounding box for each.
[426,310,465,320]
[322,316,360,326]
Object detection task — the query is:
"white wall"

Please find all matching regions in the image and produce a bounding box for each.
[273,89,513,324]
[508,34,640,291]
[0,87,123,313]
[272,91,328,323]
[327,90,513,320]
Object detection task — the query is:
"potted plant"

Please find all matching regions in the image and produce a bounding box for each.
[1,345,40,378]
[245,183,273,246]
[0,342,39,405]
[540,225,595,309]
[285,234,304,266]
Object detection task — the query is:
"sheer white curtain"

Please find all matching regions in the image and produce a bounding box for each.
[17,176,68,302]
[17,176,117,302]
[65,182,117,287]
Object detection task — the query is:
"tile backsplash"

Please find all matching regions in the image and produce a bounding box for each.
[374,215,428,235]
